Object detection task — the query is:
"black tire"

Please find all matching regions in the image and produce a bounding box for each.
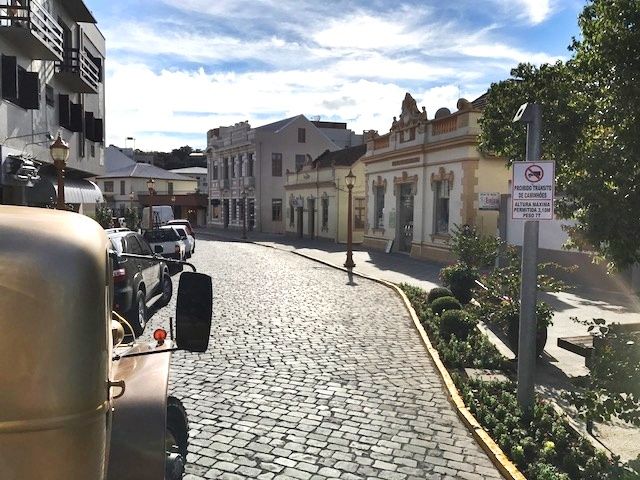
[127,289,146,336]
[166,397,189,459]
[159,272,172,307]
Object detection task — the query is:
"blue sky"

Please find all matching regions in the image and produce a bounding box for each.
[86,0,585,152]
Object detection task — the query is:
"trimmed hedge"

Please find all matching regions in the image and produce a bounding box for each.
[431,296,462,316]
[427,287,453,304]
[439,310,478,340]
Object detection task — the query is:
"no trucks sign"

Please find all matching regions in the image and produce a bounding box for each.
[512,161,555,220]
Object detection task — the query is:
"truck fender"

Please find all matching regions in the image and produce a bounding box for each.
[107,348,170,480]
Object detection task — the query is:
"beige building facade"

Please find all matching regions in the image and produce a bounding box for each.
[363,93,509,262]
[285,145,366,243]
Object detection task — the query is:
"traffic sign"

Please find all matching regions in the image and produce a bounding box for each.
[512,161,554,220]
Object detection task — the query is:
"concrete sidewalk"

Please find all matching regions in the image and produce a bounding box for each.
[195,226,640,462]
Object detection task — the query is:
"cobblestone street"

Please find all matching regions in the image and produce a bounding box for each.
[147,239,502,479]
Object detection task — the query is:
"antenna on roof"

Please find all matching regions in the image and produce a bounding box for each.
[312,115,321,122]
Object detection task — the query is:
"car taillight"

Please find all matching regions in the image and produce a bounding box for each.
[175,244,180,254]
[113,268,126,283]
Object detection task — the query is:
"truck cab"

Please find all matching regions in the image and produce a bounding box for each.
[0,206,212,480]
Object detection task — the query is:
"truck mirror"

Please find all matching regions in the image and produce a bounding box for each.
[154,245,163,254]
[176,272,212,352]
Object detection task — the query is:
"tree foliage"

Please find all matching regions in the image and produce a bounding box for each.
[479,0,640,268]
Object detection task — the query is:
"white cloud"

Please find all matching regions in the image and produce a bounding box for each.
[100,1,569,150]
[492,0,555,25]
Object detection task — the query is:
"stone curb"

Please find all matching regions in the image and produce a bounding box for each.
[197,230,526,480]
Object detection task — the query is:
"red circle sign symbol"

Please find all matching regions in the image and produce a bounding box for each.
[525,165,544,183]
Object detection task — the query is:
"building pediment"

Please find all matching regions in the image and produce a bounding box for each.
[391,93,427,131]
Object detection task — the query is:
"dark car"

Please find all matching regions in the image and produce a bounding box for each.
[108,231,172,336]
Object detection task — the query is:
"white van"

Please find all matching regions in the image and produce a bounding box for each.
[141,205,174,229]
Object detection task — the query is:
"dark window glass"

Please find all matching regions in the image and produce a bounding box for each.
[272,199,282,221]
[272,153,282,177]
[298,128,306,143]
[126,235,143,254]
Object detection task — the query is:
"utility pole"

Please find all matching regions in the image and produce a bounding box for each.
[512,103,542,412]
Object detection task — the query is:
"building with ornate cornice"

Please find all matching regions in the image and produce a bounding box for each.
[362,93,509,262]
[206,115,350,234]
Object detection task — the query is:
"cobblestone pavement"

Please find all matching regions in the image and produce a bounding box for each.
[146,239,503,479]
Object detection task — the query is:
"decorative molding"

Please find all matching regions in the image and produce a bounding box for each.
[430,166,454,184]
[372,176,388,192]
[393,171,418,196]
[392,157,419,167]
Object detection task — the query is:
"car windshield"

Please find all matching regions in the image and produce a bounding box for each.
[144,229,178,242]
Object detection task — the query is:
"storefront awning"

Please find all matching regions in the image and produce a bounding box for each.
[27,175,104,206]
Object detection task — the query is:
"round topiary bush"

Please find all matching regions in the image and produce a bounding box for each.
[430,296,462,316]
[427,287,454,305]
[439,310,478,340]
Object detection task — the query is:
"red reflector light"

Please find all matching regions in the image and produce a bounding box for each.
[113,268,126,282]
[174,244,180,253]
[153,328,167,343]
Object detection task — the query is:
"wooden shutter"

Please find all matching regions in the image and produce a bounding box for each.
[94,118,104,142]
[18,70,39,110]
[1,55,18,101]
[59,94,70,127]
[70,102,83,132]
[85,111,95,141]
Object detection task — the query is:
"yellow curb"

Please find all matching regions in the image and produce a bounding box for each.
[198,232,526,479]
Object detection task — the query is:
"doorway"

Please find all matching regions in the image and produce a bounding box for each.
[297,207,304,238]
[223,199,229,228]
[307,199,315,238]
[397,184,414,253]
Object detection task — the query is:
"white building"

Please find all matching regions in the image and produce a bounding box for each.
[0,0,105,215]
[207,115,342,233]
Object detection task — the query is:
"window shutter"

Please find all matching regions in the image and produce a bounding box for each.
[1,55,18,101]
[85,111,95,141]
[94,118,104,142]
[18,71,39,110]
[70,102,83,132]
[58,94,70,127]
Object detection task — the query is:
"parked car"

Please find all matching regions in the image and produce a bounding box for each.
[163,225,194,257]
[107,230,172,336]
[143,228,186,261]
[167,219,196,242]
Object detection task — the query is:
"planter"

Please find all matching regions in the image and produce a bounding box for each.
[507,315,548,358]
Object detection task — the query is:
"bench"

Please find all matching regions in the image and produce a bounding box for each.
[557,322,640,368]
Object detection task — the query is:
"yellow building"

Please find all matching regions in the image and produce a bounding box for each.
[363,93,510,262]
[285,145,366,243]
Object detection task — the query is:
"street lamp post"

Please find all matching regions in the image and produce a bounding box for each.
[344,169,356,270]
[146,178,155,229]
[241,189,248,239]
[49,133,70,210]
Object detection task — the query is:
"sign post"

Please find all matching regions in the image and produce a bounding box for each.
[512,102,548,413]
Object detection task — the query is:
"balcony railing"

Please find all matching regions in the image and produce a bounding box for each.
[0,1,63,61]
[56,47,100,94]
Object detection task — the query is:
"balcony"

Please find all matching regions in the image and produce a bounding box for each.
[0,1,63,61]
[55,47,100,94]
[243,176,255,189]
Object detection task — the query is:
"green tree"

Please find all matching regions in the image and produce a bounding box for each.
[479,0,640,268]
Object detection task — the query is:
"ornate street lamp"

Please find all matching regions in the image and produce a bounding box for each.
[146,178,155,229]
[49,133,70,210]
[344,169,356,270]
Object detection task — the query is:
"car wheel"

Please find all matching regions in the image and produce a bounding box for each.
[166,397,188,480]
[127,289,146,337]
[159,272,172,307]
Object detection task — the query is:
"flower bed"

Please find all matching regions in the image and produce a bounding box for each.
[400,283,638,480]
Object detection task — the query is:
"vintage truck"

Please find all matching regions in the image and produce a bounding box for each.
[0,206,213,479]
